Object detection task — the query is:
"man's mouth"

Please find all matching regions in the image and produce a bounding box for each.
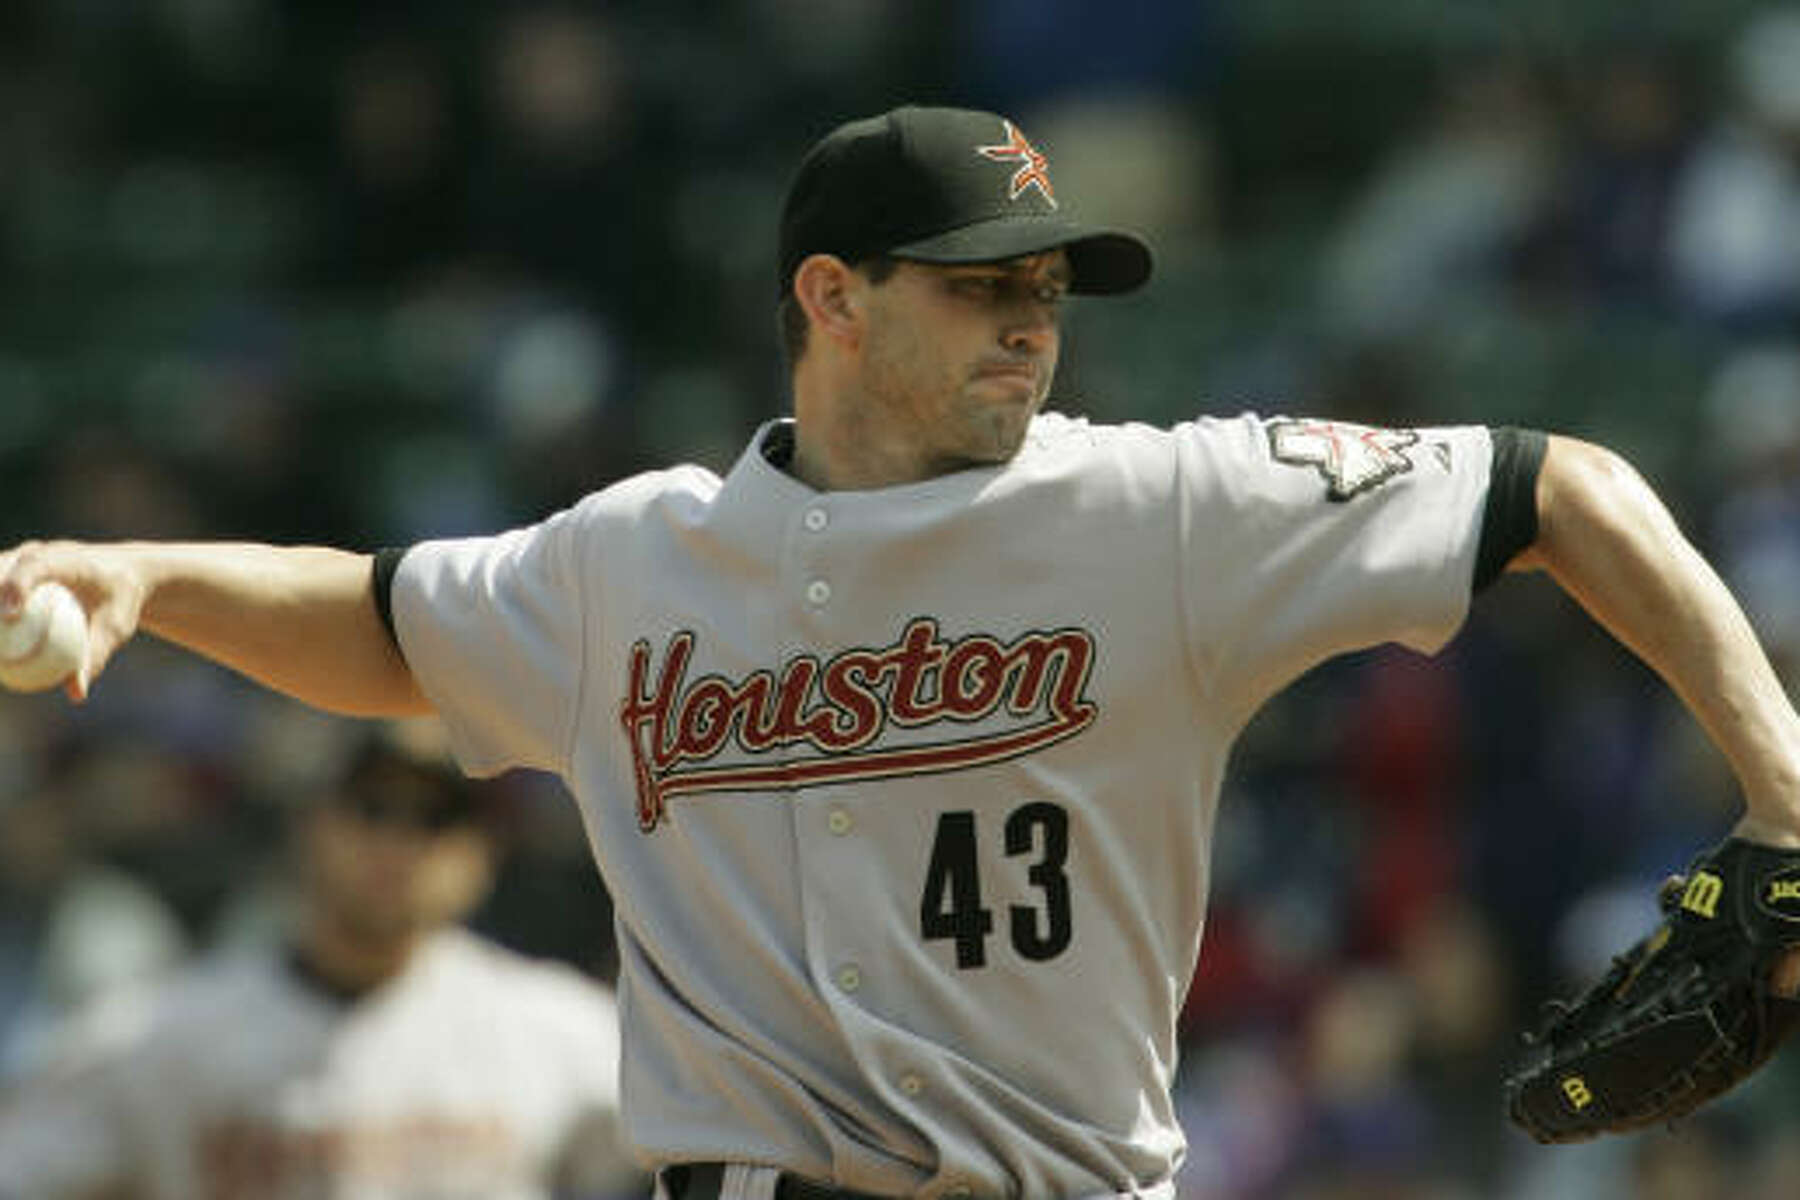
[974,362,1038,385]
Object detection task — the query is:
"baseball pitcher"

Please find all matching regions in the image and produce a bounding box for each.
[2,106,1798,1197]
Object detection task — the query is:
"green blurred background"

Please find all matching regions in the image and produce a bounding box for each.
[3,3,1800,1197]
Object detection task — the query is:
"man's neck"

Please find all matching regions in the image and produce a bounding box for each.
[789,435,930,492]
[787,392,944,492]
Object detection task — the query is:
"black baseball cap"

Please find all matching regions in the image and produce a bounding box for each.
[778,105,1153,298]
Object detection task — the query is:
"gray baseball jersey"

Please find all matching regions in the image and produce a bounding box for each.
[385,410,1522,1198]
[0,928,635,1200]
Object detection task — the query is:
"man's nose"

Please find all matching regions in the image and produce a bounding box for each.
[1000,303,1056,354]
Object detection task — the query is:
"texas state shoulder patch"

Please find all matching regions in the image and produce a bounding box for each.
[1265,418,1421,501]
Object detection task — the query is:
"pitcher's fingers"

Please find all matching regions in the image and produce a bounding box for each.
[66,637,108,705]
[0,541,95,619]
[66,607,134,704]
[0,542,47,617]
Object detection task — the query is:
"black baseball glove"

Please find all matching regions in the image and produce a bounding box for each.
[1505,836,1800,1143]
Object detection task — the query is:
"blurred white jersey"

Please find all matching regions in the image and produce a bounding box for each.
[0,927,637,1200]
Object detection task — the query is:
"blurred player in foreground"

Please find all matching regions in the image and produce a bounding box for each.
[0,728,642,1200]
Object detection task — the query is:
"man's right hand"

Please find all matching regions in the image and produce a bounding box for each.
[0,540,147,702]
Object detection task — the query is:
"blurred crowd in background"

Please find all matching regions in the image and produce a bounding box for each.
[3,1,1800,1197]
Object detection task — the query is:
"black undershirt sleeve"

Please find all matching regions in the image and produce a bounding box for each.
[1472,427,1548,593]
[371,546,409,650]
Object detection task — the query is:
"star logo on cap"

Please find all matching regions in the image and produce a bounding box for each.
[976,120,1057,208]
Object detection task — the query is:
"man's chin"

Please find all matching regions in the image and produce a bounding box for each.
[938,396,1040,469]
[977,409,1037,460]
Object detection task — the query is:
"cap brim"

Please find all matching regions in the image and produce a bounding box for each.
[889,217,1152,295]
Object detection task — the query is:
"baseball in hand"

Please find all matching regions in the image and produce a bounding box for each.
[0,582,89,692]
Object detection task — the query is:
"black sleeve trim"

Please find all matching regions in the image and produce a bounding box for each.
[371,547,409,650]
[1473,427,1547,593]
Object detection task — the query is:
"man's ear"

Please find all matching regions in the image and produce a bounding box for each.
[794,254,864,349]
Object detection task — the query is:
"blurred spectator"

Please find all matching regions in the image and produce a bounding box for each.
[1745,1126,1800,1200]
[1020,95,1219,262]
[1397,901,1512,1188]
[1701,345,1800,688]
[951,0,1220,115]
[1628,1110,1750,1200]
[745,0,913,96]
[465,4,645,318]
[0,746,187,1082]
[1665,6,1800,331]
[1338,650,1466,959]
[318,32,467,289]
[1320,49,1558,345]
[1281,969,1451,1199]
[1525,39,1695,308]
[38,431,206,541]
[1173,1038,1303,1198]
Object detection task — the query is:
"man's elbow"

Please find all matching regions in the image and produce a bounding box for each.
[1512,434,1676,576]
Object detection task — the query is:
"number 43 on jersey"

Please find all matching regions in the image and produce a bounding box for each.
[919,803,1073,969]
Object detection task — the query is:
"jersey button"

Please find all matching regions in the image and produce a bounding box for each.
[835,964,862,992]
[899,1073,924,1096]
[827,808,853,836]
[805,579,831,606]
[803,507,829,532]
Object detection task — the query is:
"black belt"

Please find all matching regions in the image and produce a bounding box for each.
[665,1163,889,1200]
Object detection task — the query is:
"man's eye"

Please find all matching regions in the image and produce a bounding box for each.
[949,275,1064,305]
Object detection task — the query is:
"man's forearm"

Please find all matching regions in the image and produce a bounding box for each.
[1512,436,1800,844]
[0,540,430,716]
[133,543,430,717]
